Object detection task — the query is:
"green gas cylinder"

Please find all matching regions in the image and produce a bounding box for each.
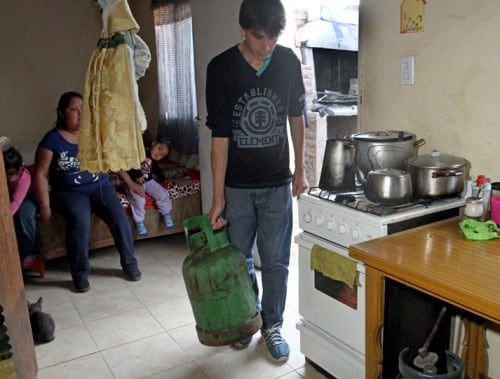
[182,215,262,346]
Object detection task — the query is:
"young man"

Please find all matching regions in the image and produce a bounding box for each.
[206,0,308,362]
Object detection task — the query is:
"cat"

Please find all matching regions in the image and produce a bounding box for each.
[27,297,55,344]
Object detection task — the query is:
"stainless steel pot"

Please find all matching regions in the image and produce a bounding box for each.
[364,168,413,205]
[406,151,471,198]
[351,130,426,178]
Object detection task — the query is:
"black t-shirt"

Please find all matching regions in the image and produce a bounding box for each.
[206,44,305,188]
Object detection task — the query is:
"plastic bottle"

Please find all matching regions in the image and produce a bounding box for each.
[471,175,491,221]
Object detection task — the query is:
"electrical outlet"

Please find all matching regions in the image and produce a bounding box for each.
[400,56,415,85]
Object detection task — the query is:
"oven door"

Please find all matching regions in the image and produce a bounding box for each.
[296,232,366,355]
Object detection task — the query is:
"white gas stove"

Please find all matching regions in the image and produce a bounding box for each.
[295,188,465,379]
[299,188,466,248]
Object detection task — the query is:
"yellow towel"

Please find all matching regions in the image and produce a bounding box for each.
[310,245,361,288]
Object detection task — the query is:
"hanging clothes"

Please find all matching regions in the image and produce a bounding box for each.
[78,0,151,172]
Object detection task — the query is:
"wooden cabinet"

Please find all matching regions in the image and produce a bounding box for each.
[0,141,37,378]
[350,217,499,379]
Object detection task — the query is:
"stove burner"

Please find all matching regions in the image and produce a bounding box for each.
[306,187,435,216]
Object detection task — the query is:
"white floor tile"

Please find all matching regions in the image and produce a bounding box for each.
[130,275,188,306]
[71,287,144,323]
[37,352,114,379]
[144,361,209,379]
[101,332,191,378]
[35,323,99,368]
[85,308,164,350]
[147,295,195,330]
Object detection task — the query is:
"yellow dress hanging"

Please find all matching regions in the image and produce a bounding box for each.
[78,0,150,172]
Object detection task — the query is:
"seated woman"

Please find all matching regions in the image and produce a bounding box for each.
[33,91,141,293]
[3,146,43,274]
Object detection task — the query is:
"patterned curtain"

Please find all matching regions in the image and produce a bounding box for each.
[151,0,198,155]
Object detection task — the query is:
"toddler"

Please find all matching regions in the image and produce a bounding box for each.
[3,147,40,270]
[119,137,174,237]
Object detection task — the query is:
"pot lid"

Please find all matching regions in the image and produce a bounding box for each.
[369,168,410,178]
[351,130,415,142]
[407,150,470,169]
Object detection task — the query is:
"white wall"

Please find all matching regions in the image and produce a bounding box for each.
[359,0,500,181]
[191,0,241,213]
[359,1,500,377]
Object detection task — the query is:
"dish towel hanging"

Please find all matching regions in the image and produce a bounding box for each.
[310,244,361,288]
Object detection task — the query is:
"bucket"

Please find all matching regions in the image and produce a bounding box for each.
[182,215,262,346]
[397,347,464,379]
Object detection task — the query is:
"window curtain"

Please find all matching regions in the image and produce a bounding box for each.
[151,0,198,155]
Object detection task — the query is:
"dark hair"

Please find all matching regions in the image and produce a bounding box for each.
[56,91,82,128]
[3,147,23,176]
[239,0,286,38]
[153,136,171,147]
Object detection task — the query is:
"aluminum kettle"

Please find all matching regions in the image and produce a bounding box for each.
[319,139,356,191]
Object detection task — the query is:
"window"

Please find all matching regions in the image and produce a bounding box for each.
[152,0,198,155]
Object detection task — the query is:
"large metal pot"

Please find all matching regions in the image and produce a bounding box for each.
[406,151,471,198]
[364,168,413,205]
[351,130,426,178]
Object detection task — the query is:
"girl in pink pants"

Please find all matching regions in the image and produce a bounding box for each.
[119,138,174,236]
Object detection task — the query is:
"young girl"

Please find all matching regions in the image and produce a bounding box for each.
[3,147,40,271]
[119,137,174,237]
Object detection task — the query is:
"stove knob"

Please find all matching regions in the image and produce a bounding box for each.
[303,211,312,224]
[352,227,360,240]
[339,223,347,234]
[315,216,325,228]
[327,219,335,230]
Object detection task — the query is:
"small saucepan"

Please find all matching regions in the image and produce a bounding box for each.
[364,168,413,205]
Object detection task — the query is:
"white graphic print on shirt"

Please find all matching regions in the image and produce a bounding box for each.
[232,87,285,148]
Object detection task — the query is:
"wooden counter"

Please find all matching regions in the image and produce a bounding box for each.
[349,216,499,379]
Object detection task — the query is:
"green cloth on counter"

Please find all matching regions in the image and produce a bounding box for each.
[310,244,361,288]
[459,219,500,240]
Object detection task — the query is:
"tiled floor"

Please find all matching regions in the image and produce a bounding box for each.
[23,211,329,379]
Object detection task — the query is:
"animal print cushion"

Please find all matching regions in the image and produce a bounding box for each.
[166,178,201,200]
[109,164,200,209]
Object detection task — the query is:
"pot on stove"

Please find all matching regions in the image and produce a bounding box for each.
[364,168,413,205]
[351,130,426,178]
[406,150,471,198]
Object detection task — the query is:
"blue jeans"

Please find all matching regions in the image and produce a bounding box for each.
[224,185,292,331]
[14,196,39,258]
[53,184,138,281]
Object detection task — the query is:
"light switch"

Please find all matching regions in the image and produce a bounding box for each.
[400,56,415,85]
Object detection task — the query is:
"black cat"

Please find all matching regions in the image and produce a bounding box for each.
[27,297,55,344]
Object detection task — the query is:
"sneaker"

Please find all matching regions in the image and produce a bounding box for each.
[73,277,90,293]
[163,213,174,228]
[262,324,290,362]
[123,266,142,281]
[231,335,252,349]
[136,222,148,237]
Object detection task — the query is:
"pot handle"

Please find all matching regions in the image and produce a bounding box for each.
[414,138,426,148]
[431,170,464,179]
